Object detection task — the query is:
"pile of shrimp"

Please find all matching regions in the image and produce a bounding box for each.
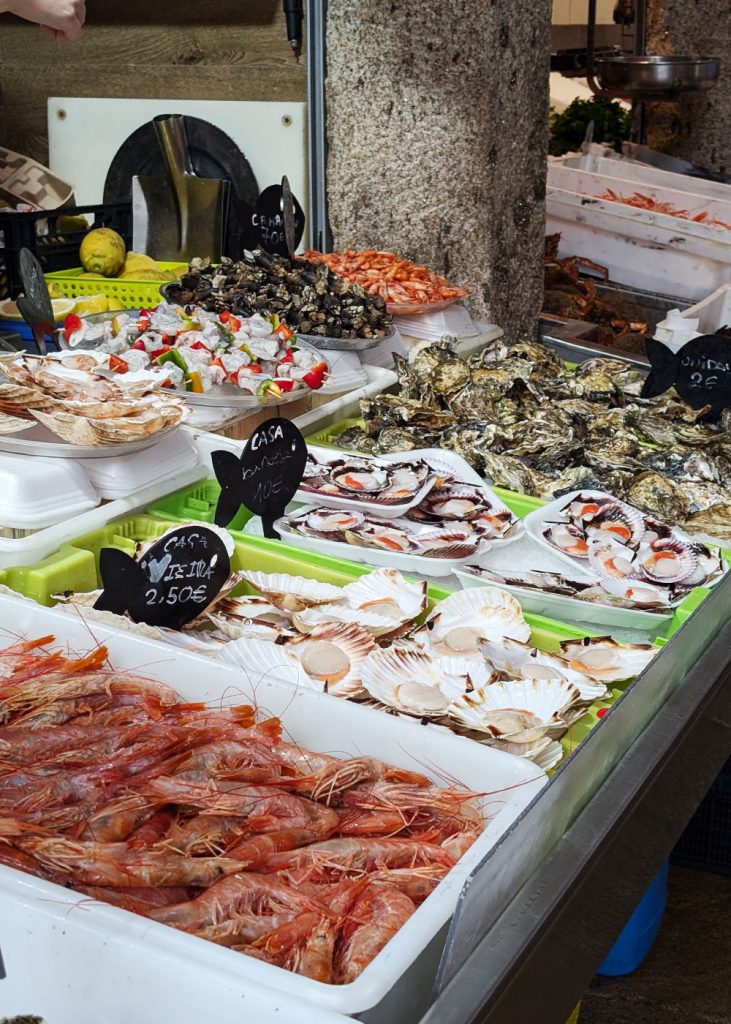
[304,249,469,309]
[0,635,482,985]
[597,189,731,231]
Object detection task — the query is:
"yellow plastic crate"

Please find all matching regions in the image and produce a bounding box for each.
[566,1003,581,1024]
[45,262,183,309]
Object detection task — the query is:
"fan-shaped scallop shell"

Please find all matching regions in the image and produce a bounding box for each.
[588,542,638,580]
[31,408,101,445]
[557,636,658,682]
[543,522,589,558]
[360,647,495,715]
[217,637,322,691]
[418,587,530,657]
[446,676,581,742]
[479,636,608,702]
[331,463,389,494]
[583,501,645,547]
[284,622,376,697]
[242,571,344,613]
[638,538,698,585]
[419,485,489,521]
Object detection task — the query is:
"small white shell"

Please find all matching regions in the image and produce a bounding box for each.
[588,542,637,580]
[284,622,376,697]
[341,568,427,628]
[217,638,323,691]
[557,636,658,682]
[242,571,344,612]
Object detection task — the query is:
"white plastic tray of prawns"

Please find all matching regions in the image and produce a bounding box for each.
[0,595,546,1018]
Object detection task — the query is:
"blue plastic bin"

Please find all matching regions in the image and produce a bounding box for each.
[599,860,669,976]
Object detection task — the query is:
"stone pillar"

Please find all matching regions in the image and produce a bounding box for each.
[325,0,552,339]
[645,0,731,175]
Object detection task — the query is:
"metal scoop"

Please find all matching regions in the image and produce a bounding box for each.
[132,114,230,261]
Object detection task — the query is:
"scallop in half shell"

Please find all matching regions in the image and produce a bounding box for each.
[294,568,427,639]
[299,508,366,540]
[331,463,389,495]
[446,676,582,743]
[360,647,496,716]
[416,587,531,658]
[217,638,323,691]
[284,622,376,697]
[557,636,658,682]
[637,538,698,585]
[479,636,608,702]
[582,501,645,547]
[241,571,344,613]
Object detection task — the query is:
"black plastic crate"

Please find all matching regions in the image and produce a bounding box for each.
[671,757,731,876]
[0,202,132,299]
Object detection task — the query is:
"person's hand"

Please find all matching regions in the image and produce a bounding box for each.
[4,0,86,40]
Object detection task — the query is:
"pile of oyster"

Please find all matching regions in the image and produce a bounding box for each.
[536,493,724,609]
[336,338,731,542]
[0,352,188,445]
[166,253,393,340]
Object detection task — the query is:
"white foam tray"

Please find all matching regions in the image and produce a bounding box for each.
[0,595,546,1017]
[523,489,726,605]
[654,283,731,352]
[277,447,522,577]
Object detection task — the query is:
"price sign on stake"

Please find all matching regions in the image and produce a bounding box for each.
[643,335,731,417]
[94,526,231,630]
[212,417,308,539]
[254,183,305,257]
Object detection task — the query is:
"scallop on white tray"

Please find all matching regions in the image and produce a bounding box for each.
[522,488,727,609]
[280,447,523,576]
[297,445,440,519]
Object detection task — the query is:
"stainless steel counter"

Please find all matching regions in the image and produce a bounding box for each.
[420,575,731,1024]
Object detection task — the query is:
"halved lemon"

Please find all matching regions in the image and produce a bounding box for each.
[0,297,76,322]
[74,294,109,316]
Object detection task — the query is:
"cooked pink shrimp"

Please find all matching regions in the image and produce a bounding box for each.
[262,836,455,877]
[335,881,416,983]
[254,911,337,983]
[78,884,191,915]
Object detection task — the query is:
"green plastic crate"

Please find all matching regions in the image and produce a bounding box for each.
[148,480,255,532]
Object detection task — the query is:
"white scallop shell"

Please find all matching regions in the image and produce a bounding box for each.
[284,622,376,697]
[215,594,292,628]
[557,637,658,682]
[341,568,427,627]
[479,636,609,702]
[217,637,323,691]
[417,586,530,657]
[360,648,495,716]
[598,576,672,608]
[446,676,581,742]
[241,571,344,612]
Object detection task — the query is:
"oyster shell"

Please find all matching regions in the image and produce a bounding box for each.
[624,472,690,522]
[557,636,658,682]
[285,622,376,697]
[241,571,343,613]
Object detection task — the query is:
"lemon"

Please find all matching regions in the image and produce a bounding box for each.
[57,214,90,233]
[79,227,126,277]
[118,270,170,282]
[74,294,109,316]
[121,252,161,275]
[0,297,76,322]
[46,281,65,299]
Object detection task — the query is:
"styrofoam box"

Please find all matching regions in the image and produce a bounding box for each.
[546,161,731,302]
[0,452,98,530]
[0,874,356,1024]
[0,596,546,1017]
[654,283,731,351]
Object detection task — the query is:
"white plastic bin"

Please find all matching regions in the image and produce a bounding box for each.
[546,161,731,302]
[0,596,546,1018]
[654,283,731,350]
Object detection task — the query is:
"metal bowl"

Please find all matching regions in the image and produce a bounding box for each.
[595,55,720,99]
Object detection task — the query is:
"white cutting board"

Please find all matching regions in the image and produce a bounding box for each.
[47,97,308,243]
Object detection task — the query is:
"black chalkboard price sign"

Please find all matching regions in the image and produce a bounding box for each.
[212,417,308,539]
[94,526,231,630]
[643,335,731,418]
[254,183,305,257]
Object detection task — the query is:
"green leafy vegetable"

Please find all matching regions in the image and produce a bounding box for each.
[549,97,631,157]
